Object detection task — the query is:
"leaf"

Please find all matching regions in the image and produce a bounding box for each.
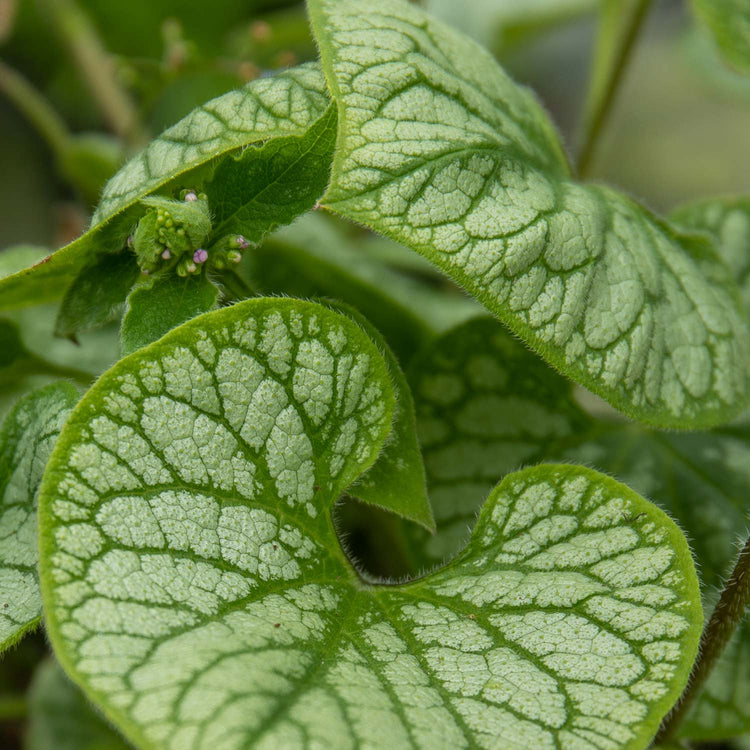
[671,197,750,317]
[55,252,142,341]
[120,274,220,357]
[407,315,750,738]
[205,104,337,244]
[0,383,77,653]
[330,303,433,532]
[26,659,129,750]
[692,0,750,74]
[0,63,330,311]
[309,0,750,428]
[0,246,119,419]
[38,298,701,749]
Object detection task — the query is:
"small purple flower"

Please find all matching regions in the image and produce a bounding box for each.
[161,248,172,260]
[236,235,250,249]
[193,248,208,264]
[184,191,198,202]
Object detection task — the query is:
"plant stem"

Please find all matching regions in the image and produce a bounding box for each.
[41,0,147,147]
[0,61,69,155]
[656,533,750,742]
[577,0,652,178]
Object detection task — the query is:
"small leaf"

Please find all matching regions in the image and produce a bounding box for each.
[331,303,433,532]
[0,383,77,653]
[39,298,701,749]
[120,273,220,357]
[309,0,750,427]
[26,659,129,750]
[55,252,141,340]
[205,104,337,244]
[692,0,750,74]
[407,315,750,739]
[0,63,329,311]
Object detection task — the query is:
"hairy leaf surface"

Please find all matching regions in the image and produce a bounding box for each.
[39,299,700,749]
[0,64,330,311]
[692,0,750,73]
[309,0,750,427]
[27,659,129,750]
[408,315,750,739]
[120,274,220,357]
[0,383,77,652]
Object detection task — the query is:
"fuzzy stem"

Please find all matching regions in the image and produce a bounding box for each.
[656,533,750,742]
[41,0,147,147]
[577,0,652,177]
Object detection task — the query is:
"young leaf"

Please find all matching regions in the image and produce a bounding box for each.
[38,298,701,749]
[0,63,330,311]
[692,0,750,74]
[309,0,750,428]
[330,303,433,533]
[55,251,141,341]
[27,659,129,750]
[0,383,77,652]
[204,104,337,244]
[407,315,750,738]
[120,273,220,357]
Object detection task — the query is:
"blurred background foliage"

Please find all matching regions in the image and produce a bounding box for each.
[1,0,749,747]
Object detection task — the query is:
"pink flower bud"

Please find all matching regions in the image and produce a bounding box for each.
[193,248,208,264]
[161,248,172,260]
[184,191,198,202]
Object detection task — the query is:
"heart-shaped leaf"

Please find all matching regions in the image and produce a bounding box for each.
[407,314,750,739]
[309,0,750,428]
[39,298,701,749]
[0,64,330,311]
[0,383,77,652]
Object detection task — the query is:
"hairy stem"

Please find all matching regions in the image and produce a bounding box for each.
[577,0,652,177]
[0,61,69,155]
[41,0,147,147]
[656,533,750,742]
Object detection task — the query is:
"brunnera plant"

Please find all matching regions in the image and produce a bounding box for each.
[0,1,749,748]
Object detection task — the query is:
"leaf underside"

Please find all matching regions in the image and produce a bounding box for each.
[39,299,701,750]
[309,0,750,428]
[406,314,750,739]
[692,0,750,73]
[0,383,78,652]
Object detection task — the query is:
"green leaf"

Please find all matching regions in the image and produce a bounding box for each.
[0,383,77,653]
[0,246,119,419]
[309,0,750,428]
[120,274,220,357]
[407,315,750,738]
[205,104,337,244]
[38,298,701,749]
[671,197,750,317]
[692,0,750,74]
[0,63,329,311]
[26,659,129,750]
[55,252,142,341]
[330,303,433,532]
